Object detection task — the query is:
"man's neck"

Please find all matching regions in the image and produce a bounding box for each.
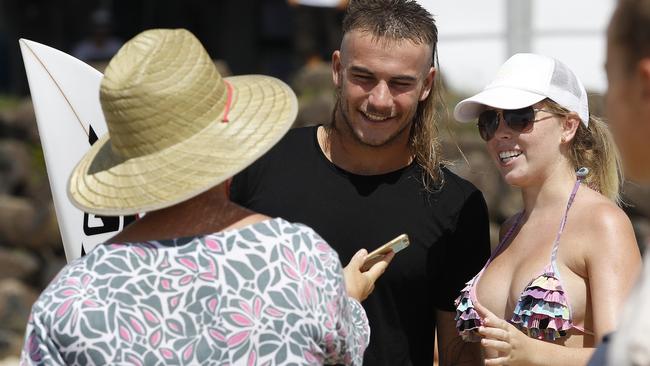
[317,123,414,176]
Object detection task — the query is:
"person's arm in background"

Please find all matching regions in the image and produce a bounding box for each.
[436,189,491,366]
[609,254,650,364]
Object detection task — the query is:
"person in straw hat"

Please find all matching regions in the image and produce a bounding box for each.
[20,28,391,365]
[452,53,641,365]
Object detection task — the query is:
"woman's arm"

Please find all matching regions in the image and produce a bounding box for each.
[585,203,641,339]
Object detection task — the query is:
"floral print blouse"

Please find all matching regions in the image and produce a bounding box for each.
[21,218,369,365]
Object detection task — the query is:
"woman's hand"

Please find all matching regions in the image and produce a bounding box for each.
[343,249,394,302]
[475,301,534,366]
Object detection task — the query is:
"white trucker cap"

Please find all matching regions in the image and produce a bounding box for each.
[454,53,589,127]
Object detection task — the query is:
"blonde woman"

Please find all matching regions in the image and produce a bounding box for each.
[453,53,641,366]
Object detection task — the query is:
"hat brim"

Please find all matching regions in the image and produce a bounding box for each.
[454,87,546,123]
[68,75,298,216]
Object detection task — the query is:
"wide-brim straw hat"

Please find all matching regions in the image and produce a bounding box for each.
[68,29,298,216]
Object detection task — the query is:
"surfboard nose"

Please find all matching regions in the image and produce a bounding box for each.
[19,38,133,262]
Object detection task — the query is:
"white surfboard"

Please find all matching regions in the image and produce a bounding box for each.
[20,39,135,262]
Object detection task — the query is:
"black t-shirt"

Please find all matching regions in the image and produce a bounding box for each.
[230,126,491,365]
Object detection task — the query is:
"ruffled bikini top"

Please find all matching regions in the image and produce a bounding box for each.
[455,175,594,342]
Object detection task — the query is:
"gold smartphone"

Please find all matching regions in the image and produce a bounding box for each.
[361,233,410,271]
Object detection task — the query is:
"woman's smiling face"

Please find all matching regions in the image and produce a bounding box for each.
[485,103,567,187]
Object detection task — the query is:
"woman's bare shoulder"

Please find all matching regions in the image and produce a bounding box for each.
[572,187,638,255]
[575,187,630,231]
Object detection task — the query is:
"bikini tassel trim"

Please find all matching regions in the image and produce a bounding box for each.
[510,265,572,341]
[454,277,483,342]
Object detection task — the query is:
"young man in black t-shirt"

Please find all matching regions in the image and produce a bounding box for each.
[231,1,490,364]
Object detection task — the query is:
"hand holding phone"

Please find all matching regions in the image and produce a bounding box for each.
[343,248,394,302]
[361,234,410,272]
[343,234,408,301]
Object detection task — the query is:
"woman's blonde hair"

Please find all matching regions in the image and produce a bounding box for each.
[544,99,623,203]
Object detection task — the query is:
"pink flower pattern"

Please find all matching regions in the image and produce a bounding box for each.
[21,218,369,365]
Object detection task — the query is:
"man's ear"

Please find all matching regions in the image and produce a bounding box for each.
[419,66,436,101]
[332,50,343,88]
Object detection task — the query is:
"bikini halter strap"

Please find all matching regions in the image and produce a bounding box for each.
[487,211,524,265]
[487,167,589,266]
[550,168,588,263]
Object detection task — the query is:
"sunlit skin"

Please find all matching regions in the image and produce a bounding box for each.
[605,30,650,183]
[320,30,435,175]
[474,106,641,365]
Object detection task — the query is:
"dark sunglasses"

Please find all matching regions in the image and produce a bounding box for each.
[477,106,561,141]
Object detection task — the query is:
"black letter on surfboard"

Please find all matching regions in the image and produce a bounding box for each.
[83,214,120,235]
[81,125,137,241]
[89,124,99,145]
[83,125,123,236]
